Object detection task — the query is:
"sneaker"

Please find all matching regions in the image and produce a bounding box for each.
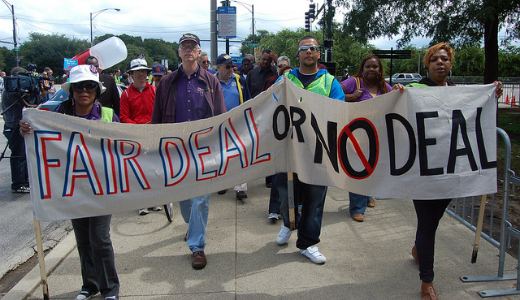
[276,225,292,245]
[104,297,118,300]
[75,289,97,300]
[217,189,227,195]
[268,213,280,224]
[138,208,149,216]
[12,185,30,193]
[368,197,376,208]
[149,206,162,211]
[300,245,326,264]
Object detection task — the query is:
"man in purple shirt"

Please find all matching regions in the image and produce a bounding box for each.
[152,33,226,270]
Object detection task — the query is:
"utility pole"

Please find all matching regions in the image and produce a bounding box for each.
[11,3,18,66]
[251,4,255,38]
[2,0,19,66]
[211,0,218,65]
[224,0,230,54]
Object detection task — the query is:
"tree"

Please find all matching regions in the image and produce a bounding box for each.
[240,30,270,55]
[18,33,89,76]
[338,0,520,83]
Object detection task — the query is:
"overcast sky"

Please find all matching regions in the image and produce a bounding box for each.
[0,0,430,58]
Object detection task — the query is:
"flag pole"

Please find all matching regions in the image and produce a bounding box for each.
[33,218,50,300]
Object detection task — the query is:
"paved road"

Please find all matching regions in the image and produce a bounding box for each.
[0,117,70,280]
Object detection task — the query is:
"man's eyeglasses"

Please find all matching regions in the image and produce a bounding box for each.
[298,45,319,53]
[71,81,98,92]
[180,44,198,52]
[201,60,209,64]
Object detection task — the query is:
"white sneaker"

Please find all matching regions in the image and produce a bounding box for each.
[268,213,280,220]
[138,208,149,215]
[276,225,292,245]
[149,206,162,211]
[300,245,326,264]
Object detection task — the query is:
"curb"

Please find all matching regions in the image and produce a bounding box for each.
[3,231,76,300]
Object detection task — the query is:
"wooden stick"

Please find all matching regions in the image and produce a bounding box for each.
[287,172,296,230]
[33,219,50,300]
[471,195,487,264]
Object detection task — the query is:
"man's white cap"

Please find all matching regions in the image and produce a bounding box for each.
[62,65,105,94]
[128,58,151,72]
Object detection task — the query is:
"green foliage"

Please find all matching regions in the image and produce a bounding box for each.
[18,33,89,75]
[499,45,520,77]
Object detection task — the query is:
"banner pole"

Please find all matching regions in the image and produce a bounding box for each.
[287,172,296,230]
[33,218,50,300]
[471,194,487,263]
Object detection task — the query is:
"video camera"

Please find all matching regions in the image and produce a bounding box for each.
[3,72,42,105]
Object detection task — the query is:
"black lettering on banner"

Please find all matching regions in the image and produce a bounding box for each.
[310,113,338,172]
[290,106,306,142]
[338,118,379,179]
[416,111,444,176]
[476,107,497,169]
[385,113,416,176]
[273,105,290,140]
[447,110,478,173]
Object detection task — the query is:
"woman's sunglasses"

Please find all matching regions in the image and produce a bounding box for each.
[72,81,98,92]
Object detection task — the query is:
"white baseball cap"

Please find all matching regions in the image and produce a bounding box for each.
[62,65,105,94]
[128,58,151,72]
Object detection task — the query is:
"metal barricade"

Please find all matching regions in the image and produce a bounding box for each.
[454,128,520,297]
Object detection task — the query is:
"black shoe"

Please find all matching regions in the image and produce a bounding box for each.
[265,182,272,188]
[236,191,247,201]
[217,189,227,195]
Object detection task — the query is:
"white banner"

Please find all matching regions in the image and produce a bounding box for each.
[24,79,497,221]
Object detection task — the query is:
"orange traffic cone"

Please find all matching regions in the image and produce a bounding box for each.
[512,95,517,106]
[505,95,510,104]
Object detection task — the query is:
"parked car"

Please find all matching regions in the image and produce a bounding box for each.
[390,73,422,85]
[38,84,126,111]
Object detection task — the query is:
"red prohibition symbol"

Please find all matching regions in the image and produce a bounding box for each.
[337,118,379,179]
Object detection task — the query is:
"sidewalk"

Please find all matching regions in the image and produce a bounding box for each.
[5,179,519,299]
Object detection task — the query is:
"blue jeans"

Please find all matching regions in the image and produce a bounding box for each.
[349,192,369,216]
[3,125,29,190]
[274,173,327,250]
[179,195,210,252]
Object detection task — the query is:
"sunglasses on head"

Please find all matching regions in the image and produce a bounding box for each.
[71,81,98,91]
[298,45,319,52]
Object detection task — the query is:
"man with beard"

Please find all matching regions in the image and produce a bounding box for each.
[272,36,344,264]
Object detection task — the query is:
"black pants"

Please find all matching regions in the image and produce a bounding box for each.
[268,174,281,214]
[3,125,29,190]
[72,215,119,297]
[413,199,451,283]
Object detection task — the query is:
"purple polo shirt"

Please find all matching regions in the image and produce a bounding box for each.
[341,77,392,102]
[174,66,212,122]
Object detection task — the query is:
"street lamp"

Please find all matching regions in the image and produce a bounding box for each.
[231,0,254,38]
[1,0,18,66]
[90,8,120,46]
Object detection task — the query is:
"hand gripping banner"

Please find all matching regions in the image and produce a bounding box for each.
[23,78,497,221]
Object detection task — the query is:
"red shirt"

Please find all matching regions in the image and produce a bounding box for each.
[120,82,156,124]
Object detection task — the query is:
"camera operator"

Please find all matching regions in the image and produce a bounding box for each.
[1,66,40,193]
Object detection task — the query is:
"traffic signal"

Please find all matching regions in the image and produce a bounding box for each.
[305,11,310,32]
[309,3,316,19]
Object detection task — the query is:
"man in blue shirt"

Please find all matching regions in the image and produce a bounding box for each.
[273,36,344,265]
[215,54,251,201]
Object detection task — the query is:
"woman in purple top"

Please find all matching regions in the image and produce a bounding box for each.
[341,55,391,222]
[21,65,119,300]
